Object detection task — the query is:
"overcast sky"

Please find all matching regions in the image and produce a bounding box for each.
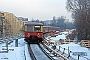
[0,0,72,21]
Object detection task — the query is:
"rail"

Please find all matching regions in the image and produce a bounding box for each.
[27,44,36,60]
[43,39,90,60]
[43,43,67,60]
[38,43,55,60]
[28,43,55,60]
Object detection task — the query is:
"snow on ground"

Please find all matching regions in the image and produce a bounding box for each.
[61,32,69,35]
[47,33,90,60]
[50,34,66,41]
[45,32,68,41]
[9,38,26,47]
[0,46,25,60]
[25,44,31,60]
[56,43,90,60]
[0,47,25,60]
[0,37,30,60]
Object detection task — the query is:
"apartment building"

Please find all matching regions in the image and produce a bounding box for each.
[0,11,24,38]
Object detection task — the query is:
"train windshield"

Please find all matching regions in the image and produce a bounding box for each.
[27,25,33,32]
[34,26,41,32]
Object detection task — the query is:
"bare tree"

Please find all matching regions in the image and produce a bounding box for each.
[66,0,90,40]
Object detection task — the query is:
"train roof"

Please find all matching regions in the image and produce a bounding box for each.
[24,21,43,25]
[43,26,60,28]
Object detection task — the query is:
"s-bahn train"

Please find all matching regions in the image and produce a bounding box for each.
[24,22,43,43]
[43,26,60,33]
[24,22,60,43]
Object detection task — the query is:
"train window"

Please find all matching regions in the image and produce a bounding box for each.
[34,26,41,32]
[27,26,33,32]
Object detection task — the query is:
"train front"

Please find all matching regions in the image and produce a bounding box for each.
[24,22,43,43]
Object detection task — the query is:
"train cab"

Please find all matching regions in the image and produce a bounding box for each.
[24,22,43,43]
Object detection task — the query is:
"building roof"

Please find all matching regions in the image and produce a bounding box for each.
[43,26,60,28]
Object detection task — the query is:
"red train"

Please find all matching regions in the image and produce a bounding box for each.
[43,26,60,33]
[24,22,43,43]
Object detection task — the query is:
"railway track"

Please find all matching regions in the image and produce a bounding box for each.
[28,43,54,60]
[42,40,77,60]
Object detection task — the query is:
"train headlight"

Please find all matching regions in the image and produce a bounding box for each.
[37,33,40,37]
[27,33,30,37]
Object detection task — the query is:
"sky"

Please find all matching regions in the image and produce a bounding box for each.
[0,0,72,21]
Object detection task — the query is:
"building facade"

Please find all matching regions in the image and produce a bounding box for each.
[0,11,24,38]
[0,15,3,38]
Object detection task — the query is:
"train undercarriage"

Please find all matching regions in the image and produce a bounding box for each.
[24,36,43,44]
